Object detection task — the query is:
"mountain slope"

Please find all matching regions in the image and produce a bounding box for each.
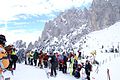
[37,0,120,51]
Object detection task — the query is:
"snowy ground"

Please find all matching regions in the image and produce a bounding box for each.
[3,63,82,80]
[3,52,120,80]
[91,53,120,80]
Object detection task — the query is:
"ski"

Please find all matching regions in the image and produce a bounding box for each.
[5,77,10,80]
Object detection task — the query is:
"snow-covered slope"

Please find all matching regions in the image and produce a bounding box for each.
[81,21,120,80]
[92,53,120,80]
[81,21,120,54]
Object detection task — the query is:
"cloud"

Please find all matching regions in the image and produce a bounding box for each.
[0,28,42,45]
[0,0,93,21]
[0,0,93,45]
[13,22,29,26]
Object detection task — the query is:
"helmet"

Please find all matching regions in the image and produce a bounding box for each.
[0,34,6,44]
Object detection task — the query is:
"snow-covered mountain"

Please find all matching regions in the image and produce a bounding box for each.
[41,21,120,55]
[14,0,120,62]
[80,21,120,55]
[36,0,120,52]
[14,0,120,53]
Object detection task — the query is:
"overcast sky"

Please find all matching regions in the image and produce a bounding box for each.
[0,0,93,45]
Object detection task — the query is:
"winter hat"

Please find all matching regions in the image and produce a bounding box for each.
[0,34,6,44]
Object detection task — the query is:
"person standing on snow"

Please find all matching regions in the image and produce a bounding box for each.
[11,48,18,70]
[85,60,92,80]
[38,51,43,68]
[50,53,57,77]
[0,34,9,79]
[33,50,39,66]
[43,53,48,68]
[58,54,63,71]
[62,52,68,74]
[78,50,82,60]
[29,51,34,65]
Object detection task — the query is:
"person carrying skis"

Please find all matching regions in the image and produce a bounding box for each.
[0,34,9,80]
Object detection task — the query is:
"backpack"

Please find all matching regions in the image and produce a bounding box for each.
[0,47,9,71]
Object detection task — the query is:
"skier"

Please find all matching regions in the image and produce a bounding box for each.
[50,53,57,77]
[11,48,18,70]
[74,64,82,78]
[58,54,63,71]
[27,51,31,65]
[38,51,43,68]
[29,51,34,65]
[72,58,78,76]
[74,68,80,78]
[62,52,68,74]
[85,60,92,80]
[43,53,48,68]
[5,45,13,70]
[33,50,39,66]
[0,34,9,80]
[78,50,82,60]
[69,53,74,76]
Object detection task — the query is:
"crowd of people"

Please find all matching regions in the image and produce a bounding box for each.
[25,49,93,80]
[0,34,94,80]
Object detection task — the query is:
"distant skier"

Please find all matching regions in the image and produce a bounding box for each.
[78,50,82,60]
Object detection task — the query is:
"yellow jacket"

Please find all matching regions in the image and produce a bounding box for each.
[74,55,78,60]
[11,51,16,55]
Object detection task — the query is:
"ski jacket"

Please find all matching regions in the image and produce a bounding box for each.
[85,62,92,72]
[33,51,39,60]
[11,51,16,55]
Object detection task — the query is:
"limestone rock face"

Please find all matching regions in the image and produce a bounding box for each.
[38,0,120,50]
